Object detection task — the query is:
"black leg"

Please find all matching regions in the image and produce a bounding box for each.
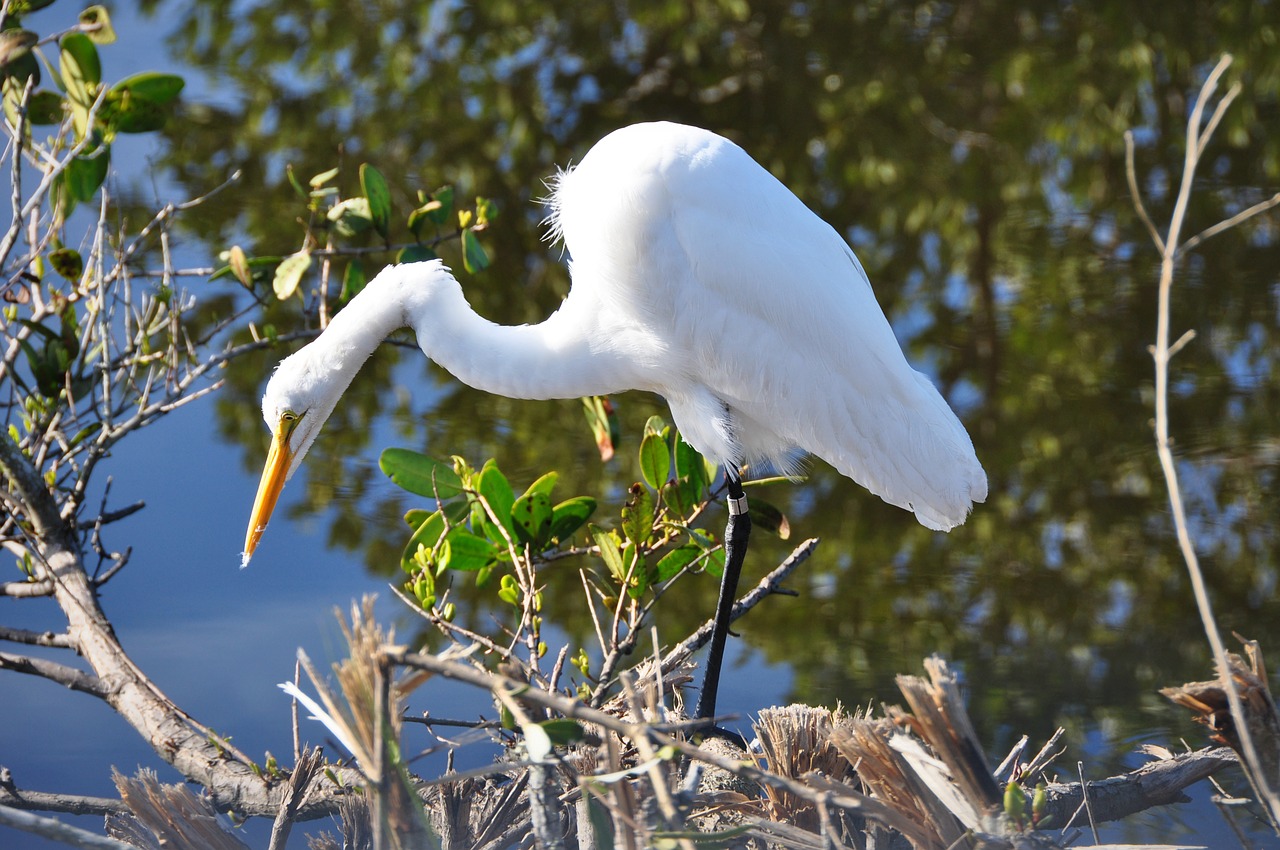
[695,468,751,721]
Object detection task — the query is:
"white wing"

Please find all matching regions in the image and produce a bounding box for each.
[554,122,987,531]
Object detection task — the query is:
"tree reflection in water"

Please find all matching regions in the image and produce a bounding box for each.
[143,0,1280,778]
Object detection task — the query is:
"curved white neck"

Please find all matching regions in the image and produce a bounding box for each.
[328,261,640,401]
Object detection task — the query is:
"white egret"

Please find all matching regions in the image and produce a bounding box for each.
[243,121,987,720]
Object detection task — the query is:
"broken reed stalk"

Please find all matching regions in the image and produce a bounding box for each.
[1127,52,1280,825]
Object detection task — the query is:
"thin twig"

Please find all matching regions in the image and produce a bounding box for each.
[0,804,135,850]
[1127,52,1280,826]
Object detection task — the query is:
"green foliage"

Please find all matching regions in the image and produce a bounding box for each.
[272,251,311,300]
[213,161,493,306]
[0,6,182,223]
[381,414,791,700]
[581,395,620,462]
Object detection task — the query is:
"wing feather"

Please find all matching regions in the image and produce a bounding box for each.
[554,122,986,530]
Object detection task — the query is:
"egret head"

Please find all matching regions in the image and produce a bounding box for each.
[242,350,339,566]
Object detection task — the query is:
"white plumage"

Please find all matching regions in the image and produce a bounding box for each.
[548,122,986,529]
[245,119,985,553]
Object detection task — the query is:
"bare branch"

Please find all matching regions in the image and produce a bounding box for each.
[1046,748,1237,827]
[267,747,325,850]
[0,650,109,697]
[0,579,53,598]
[0,803,136,850]
[1124,131,1165,253]
[0,770,130,817]
[1177,191,1280,258]
[0,626,75,648]
[1135,51,1280,826]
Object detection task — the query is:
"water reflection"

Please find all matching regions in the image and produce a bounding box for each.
[147,0,1279,786]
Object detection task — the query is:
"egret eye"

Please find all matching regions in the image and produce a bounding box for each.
[278,410,304,437]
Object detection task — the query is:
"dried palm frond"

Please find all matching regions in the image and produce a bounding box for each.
[753,704,854,831]
[285,596,440,850]
[106,769,249,850]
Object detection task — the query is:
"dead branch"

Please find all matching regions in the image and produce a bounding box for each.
[1163,645,1280,787]
[1125,52,1280,825]
[0,626,76,647]
[267,747,325,850]
[0,650,108,696]
[0,803,136,850]
[1045,747,1236,827]
[0,769,130,817]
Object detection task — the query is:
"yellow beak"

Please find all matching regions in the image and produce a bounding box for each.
[242,423,293,566]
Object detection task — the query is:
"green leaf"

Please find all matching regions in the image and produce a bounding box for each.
[461,228,489,273]
[379,448,464,499]
[548,496,596,542]
[340,259,366,304]
[25,90,64,125]
[400,510,446,573]
[111,72,184,105]
[623,541,645,597]
[688,528,725,578]
[674,436,708,512]
[59,33,101,91]
[227,245,251,287]
[440,527,499,572]
[107,91,169,134]
[407,201,442,236]
[520,471,559,500]
[591,527,626,582]
[621,483,654,546]
[272,251,311,301]
[497,574,519,607]
[748,499,791,539]
[511,491,552,548]
[78,6,116,44]
[403,508,434,528]
[68,421,102,448]
[585,793,615,850]
[285,164,308,200]
[209,254,281,285]
[654,544,700,582]
[0,30,38,69]
[63,143,109,203]
[105,74,185,134]
[582,395,619,462]
[638,432,670,491]
[474,196,497,227]
[58,34,99,139]
[538,718,585,746]
[425,185,453,224]
[706,547,726,578]
[643,415,669,437]
[396,244,437,264]
[360,162,392,238]
[47,248,83,282]
[476,460,514,535]
[326,196,373,238]
[7,0,57,13]
[1004,780,1027,823]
